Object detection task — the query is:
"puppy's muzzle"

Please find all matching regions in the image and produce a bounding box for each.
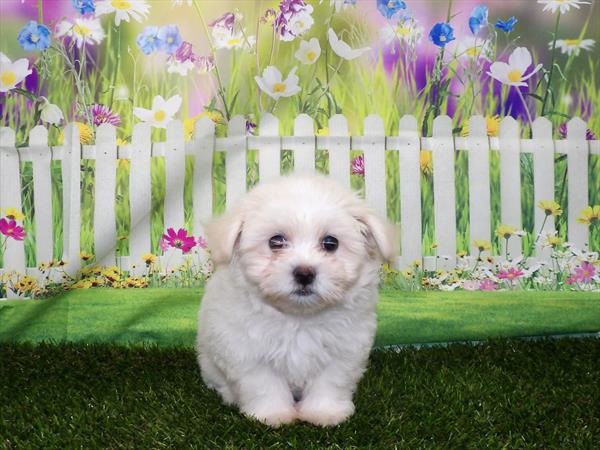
[293,265,316,287]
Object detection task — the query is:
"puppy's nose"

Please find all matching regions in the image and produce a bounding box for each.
[293,266,316,286]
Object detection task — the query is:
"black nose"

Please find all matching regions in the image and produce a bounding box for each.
[293,266,316,286]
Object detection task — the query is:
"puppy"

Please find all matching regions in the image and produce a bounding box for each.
[196,174,395,427]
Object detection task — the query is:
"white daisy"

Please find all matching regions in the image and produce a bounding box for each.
[328,28,370,60]
[56,17,105,48]
[95,0,150,26]
[380,19,423,48]
[454,36,492,61]
[0,52,32,93]
[552,38,595,56]
[487,47,543,87]
[133,94,182,128]
[294,38,321,65]
[286,9,314,40]
[254,66,301,100]
[537,0,591,14]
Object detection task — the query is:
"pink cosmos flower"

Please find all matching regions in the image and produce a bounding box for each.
[565,276,577,285]
[479,279,497,291]
[462,280,480,291]
[351,155,364,175]
[159,237,169,252]
[162,228,196,253]
[497,268,524,281]
[0,218,26,241]
[574,262,596,283]
[90,104,121,126]
[197,236,208,249]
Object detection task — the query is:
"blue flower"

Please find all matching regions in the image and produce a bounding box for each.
[158,25,182,55]
[495,16,518,33]
[429,22,455,47]
[17,21,51,51]
[377,0,407,19]
[136,26,161,55]
[468,5,488,34]
[71,0,95,14]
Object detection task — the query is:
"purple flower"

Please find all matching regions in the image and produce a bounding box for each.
[274,0,312,41]
[558,122,597,140]
[479,279,497,291]
[0,218,26,241]
[245,120,257,135]
[197,236,208,249]
[574,262,596,283]
[174,41,196,63]
[279,0,308,14]
[90,104,121,126]
[351,155,364,175]
[209,12,236,30]
[162,228,196,253]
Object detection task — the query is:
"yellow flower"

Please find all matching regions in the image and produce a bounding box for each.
[101,266,121,282]
[545,235,563,248]
[412,259,422,268]
[72,279,93,289]
[3,207,25,221]
[116,138,128,146]
[142,253,157,265]
[184,111,225,141]
[316,127,329,136]
[495,224,518,240]
[473,240,492,252]
[14,275,38,294]
[79,251,93,261]
[457,250,468,258]
[58,122,93,145]
[420,150,433,176]
[576,205,600,225]
[538,200,562,217]
[401,269,413,277]
[431,242,438,249]
[461,115,500,137]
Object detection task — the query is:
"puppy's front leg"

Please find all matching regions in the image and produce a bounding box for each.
[235,365,296,427]
[296,362,360,427]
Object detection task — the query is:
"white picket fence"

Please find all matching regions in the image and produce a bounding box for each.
[0,114,598,289]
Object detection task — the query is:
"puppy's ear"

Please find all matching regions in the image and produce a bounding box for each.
[204,208,243,266]
[355,209,397,263]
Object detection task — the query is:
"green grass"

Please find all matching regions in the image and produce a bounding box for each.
[1,289,599,347]
[1,339,599,449]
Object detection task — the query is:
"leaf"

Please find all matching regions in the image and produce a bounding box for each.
[545,111,571,119]
[527,93,545,103]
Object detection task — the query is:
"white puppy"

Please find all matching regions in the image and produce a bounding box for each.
[196,175,395,427]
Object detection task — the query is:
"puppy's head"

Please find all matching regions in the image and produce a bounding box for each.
[205,175,396,314]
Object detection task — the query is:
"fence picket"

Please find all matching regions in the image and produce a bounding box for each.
[258,114,280,183]
[192,117,215,238]
[567,118,589,248]
[29,126,53,266]
[467,116,491,255]
[363,115,386,219]
[226,115,247,208]
[327,114,350,188]
[61,123,81,275]
[292,114,315,174]
[499,117,522,259]
[94,124,117,267]
[397,115,421,267]
[532,117,555,260]
[432,116,456,268]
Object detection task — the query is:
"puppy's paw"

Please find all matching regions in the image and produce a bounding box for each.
[241,404,297,428]
[296,399,355,427]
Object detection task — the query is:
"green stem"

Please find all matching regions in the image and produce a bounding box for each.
[37,0,43,24]
[109,25,122,110]
[541,13,561,116]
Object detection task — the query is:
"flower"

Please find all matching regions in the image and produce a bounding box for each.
[351,155,364,175]
[380,18,423,47]
[574,262,596,283]
[158,25,182,55]
[3,208,25,221]
[162,228,196,253]
[0,218,26,241]
[286,10,314,41]
[420,150,432,176]
[327,28,370,60]
[90,104,121,126]
[473,240,492,252]
[558,122,596,140]
[95,0,150,26]
[576,206,600,225]
[56,17,105,48]
[261,8,278,24]
[59,122,94,145]
[142,253,157,265]
[497,267,524,281]
[254,66,301,100]
[316,128,328,136]
[274,0,314,41]
[462,115,500,137]
[79,251,93,261]
[246,120,257,135]
[159,237,169,252]
[487,47,543,87]
[17,21,51,51]
[0,53,31,92]
[133,94,182,128]
[454,36,492,61]
[136,26,160,55]
[537,0,591,14]
[541,232,563,249]
[294,38,321,65]
[495,224,523,240]
[479,279,497,291]
[209,12,236,31]
[538,200,562,217]
[376,0,406,19]
[197,55,216,74]
[183,111,224,140]
[429,22,455,48]
[495,17,518,33]
[197,236,208,249]
[213,27,255,50]
[469,5,488,34]
[552,39,595,56]
[462,280,480,291]
[72,0,96,14]
[40,100,64,126]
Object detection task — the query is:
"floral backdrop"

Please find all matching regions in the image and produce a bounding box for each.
[0,0,599,297]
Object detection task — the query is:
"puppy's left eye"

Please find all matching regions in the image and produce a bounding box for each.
[321,235,339,252]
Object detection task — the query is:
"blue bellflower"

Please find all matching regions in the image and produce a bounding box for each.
[495,16,518,33]
[429,22,455,48]
[469,5,488,34]
[377,0,407,19]
[158,25,182,55]
[71,0,95,14]
[136,26,161,55]
[17,21,51,51]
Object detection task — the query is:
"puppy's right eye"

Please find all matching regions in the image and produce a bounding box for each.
[269,234,286,250]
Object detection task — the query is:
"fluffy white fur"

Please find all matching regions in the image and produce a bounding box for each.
[196,175,395,427]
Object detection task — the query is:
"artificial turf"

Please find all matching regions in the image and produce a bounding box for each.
[1,339,599,449]
[1,288,599,347]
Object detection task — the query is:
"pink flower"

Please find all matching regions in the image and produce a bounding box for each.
[196,55,215,73]
[162,228,196,253]
[197,236,208,249]
[90,104,121,126]
[351,155,364,175]
[174,41,197,63]
[462,280,480,291]
[159,237,169,252]
[209,12,236,30]
[574,262,596,283]
[0,218,26,241]
[479,279,497,291]
[565,276,577,285]
[497,268,524,281]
